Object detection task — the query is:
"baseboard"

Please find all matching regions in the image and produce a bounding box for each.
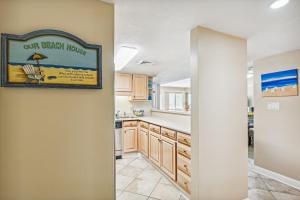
[253,165,300,191]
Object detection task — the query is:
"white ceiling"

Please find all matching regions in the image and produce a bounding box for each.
[113,0,300,82]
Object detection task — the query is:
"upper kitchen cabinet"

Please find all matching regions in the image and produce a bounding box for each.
[115,73,150,100]
[115,73,132,96]
[132,74,148,100]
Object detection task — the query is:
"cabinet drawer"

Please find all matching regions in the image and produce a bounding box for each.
[123,121,138,127]
[140,127,148,133]
[140,121,149,129]
[149,124,160,134]
[177,170,191,194]
[161,127,176,140]
[177,143,191,160]
[177,132,191,147]
[177,154,191,177]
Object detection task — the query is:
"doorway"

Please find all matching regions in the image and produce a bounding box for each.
[247,66,254,160]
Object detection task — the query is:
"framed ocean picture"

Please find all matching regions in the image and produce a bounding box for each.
[261,69,298,97]
[1,29,102,89]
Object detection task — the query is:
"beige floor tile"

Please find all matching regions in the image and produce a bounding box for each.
[123,152,141,159]
[125,178,159,196]
[145,164,156,171]
[117,191,148,200]
[118,165,144,178]
[159,176,172,185]
[271,191,300,200]
[137,168,162,182]
[116,164,126,173]
[116,175,135,190]
[117,157,137,166]
[248,177,268,190]
[150,183,182,200]
[248,189,275,200]
[116,189,123,197]
[129,158,149,169]
[262,178,300,196]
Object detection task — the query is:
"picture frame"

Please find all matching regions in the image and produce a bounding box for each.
[261,69,298,97]
[1,29,102,89]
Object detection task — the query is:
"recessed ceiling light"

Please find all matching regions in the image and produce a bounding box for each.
[270,0,290,9]
[114,46,138,71]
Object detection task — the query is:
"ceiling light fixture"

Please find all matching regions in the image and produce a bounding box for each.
[270,0,289,9]
[114,46,138,71]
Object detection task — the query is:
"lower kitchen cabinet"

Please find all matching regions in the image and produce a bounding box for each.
[149,131,161,166]
[122,120,191,196]
[139,127,149,156]
[160,136,176,180]
[123,127,138,152]
[177,170,191,194]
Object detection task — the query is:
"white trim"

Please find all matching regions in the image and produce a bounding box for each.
[253,165,300,191]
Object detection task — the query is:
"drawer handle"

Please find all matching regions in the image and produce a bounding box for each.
[184,182,188,185]
[184,164,188,168]
[184,138,188,142]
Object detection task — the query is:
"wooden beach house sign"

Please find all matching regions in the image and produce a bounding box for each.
[1,29,102,89]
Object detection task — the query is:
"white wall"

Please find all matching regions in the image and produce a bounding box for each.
[254,49,300,181]
[191,26,248,200]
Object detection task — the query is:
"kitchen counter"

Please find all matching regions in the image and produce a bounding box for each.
[116,116,191,135]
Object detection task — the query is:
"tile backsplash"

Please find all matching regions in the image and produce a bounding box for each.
[115,96,152,116]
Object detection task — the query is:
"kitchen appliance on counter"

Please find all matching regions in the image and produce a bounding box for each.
[115,120,123,159]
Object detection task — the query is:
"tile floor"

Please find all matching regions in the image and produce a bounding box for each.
[116,153,300,200]
[116,153,188,200]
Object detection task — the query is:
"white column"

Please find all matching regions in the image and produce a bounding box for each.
[191,26,248,200]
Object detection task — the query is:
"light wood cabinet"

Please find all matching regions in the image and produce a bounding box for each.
[177,133,191,194]
[161,136,176,180]
[139,127,149,156]
[122,120,192,195]
[149,131,161,166]
[161,127,176,140]
[123,127,137,153]
[132,74,148,100]
[177,170,191,194]
[177,154,191,177]
[115,73,132,92]
[123,120,138,127]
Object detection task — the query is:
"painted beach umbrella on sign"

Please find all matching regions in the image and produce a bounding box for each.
[27,52,48,67]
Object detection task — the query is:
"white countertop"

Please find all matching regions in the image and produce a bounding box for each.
[117,116,191,135]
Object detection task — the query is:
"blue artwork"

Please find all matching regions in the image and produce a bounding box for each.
[261,69,298,97]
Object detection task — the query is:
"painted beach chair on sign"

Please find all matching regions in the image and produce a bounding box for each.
[22,64,45,83]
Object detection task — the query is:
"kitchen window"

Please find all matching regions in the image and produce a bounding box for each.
[168,93,184,110]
